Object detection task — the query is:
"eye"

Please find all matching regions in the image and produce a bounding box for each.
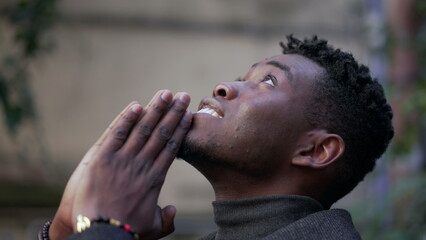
[262,74,277,87]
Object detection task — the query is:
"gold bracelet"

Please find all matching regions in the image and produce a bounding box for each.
[76,215,91,232]
[76,215,139,240]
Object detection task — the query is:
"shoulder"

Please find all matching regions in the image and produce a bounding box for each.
[265,209,362,240]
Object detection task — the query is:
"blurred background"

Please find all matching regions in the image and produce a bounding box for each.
[0,0,425,239]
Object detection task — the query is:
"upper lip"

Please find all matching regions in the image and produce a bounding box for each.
[197,97,224,118]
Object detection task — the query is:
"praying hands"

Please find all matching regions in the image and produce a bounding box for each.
[47,90,192,240]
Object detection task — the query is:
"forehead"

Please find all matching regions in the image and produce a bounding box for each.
[257,54,323,74]
[252,54,324,88]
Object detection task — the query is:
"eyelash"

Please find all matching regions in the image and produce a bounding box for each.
[262,74,277,86]
[235,74,277,86]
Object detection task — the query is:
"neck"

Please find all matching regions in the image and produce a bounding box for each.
[182,152,331,206]
[210,195,324,240]
[213,174,290,201]
[187,158,302,201]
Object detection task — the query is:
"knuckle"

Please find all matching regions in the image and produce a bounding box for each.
[172,104,186,115]
[133,159,148,175]
[179,118,192,130]
[150,174,165,189]
[96,155,114,169]
[157,126,172,141]
[139,123,153,136]
[166,140,180,154]
[123,112,136,123]
[151,102,167,114]
[113,127,128,140]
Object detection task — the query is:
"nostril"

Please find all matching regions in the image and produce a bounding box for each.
[217,89,227,97]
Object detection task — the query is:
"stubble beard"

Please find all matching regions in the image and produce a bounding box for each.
[177,133,232,173]
[177,135,212,165]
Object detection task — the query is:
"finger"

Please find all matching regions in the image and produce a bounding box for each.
[135,93,190,170]
[142,205,176,240]
[101,102,143,152]
[159,205,176,237]
[121,90,173,156]
[72,102,142,174]
[153,110,192,172]
[146,90,170,109]
[95,101,140,149]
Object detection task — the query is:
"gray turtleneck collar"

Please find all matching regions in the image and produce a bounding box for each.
[205,195,324,240]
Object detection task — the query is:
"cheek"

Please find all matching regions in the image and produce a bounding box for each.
[230,102,288,157]
[234,100,288,136]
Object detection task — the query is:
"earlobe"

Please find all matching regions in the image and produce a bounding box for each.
[292,131,345,169]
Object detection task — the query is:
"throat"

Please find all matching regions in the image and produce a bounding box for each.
[189,162,288,201]
[211,195,324,240]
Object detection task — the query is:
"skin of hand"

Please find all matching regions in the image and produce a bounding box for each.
[49,90,192,240]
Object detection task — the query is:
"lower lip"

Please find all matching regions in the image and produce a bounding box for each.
[193,112,222,119]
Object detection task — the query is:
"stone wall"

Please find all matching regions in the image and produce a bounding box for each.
[1,0,374,239]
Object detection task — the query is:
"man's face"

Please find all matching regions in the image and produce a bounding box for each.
[179,54,324,176]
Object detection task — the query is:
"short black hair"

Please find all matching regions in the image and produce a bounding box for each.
[280,35,394,204]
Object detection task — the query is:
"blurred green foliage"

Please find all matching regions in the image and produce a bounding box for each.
[352,173,426,240]
[416,0,426,17]
[392,0,426,156]
[352,1,426,239]
[0,0,58,133]
[0,182,62,207]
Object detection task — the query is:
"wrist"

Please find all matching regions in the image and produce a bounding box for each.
[49,220,73,240]
[38,220,52,240]
[75,215,140,240]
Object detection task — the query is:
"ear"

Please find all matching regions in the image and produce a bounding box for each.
[292,130,345,169]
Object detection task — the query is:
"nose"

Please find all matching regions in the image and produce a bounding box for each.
[213,82,239,99]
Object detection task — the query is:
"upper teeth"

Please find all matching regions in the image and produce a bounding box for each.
[197,108,222,118]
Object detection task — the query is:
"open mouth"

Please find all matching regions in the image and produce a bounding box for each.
[196,98,224,119]
[197,107,223,118]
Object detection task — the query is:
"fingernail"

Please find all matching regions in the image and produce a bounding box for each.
[131,104,142,113]
[178,92,190,103]
[161,90,172,102]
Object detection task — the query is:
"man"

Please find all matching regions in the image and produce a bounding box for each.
[43,35,394,240]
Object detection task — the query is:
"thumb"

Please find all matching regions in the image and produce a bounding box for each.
[160,205,176,236]
[144,205,176,240]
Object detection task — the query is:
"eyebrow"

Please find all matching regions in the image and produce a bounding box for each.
[266,61,293,81]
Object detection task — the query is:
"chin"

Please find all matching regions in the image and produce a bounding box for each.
[177,133,222,169]
[177,135,206,162]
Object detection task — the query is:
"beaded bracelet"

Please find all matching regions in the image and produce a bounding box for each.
[77,215,140,240]
[38,220,52,240]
